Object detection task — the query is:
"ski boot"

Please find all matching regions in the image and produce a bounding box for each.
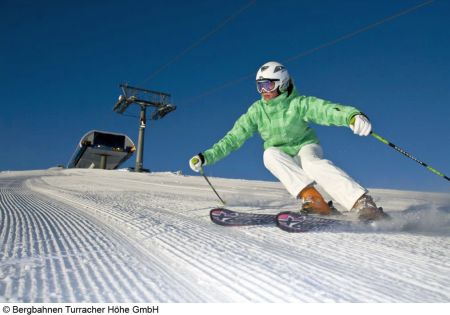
[299,186,340,216]
[351,194,389,221]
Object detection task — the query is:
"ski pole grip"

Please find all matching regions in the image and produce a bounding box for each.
[370,132,389,145]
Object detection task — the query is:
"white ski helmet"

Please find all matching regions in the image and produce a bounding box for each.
[255,61,290,93]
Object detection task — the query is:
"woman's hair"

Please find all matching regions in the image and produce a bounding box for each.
[286,79,294,97]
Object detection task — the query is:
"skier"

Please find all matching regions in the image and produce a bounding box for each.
[189,61,386,221]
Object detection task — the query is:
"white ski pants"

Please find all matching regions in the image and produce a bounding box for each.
[263,144,367,210]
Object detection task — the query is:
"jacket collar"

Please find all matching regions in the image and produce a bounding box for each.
[260,88,299,107]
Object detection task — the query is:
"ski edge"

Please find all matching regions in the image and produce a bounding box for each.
[209,207,277,226]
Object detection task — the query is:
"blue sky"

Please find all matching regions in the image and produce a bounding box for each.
[1,0,449,193]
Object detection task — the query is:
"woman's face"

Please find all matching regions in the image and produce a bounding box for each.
[262,89,279,101]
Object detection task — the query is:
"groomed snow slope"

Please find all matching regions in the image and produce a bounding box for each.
[0,169,449,302]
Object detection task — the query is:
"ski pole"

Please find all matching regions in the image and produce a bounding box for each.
[371,132,450,182]
[200,168,227,205]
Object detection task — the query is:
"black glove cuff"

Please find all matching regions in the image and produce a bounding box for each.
[198,153,205,164]
[359,112,370,121]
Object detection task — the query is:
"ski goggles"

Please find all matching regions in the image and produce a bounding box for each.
[256,79,279,93]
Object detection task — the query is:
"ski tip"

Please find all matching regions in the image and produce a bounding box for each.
[210,207,230,218]
[276,211,309,233]
[210,208,233,226]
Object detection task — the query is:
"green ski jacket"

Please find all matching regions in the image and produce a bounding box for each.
[203,88,361,165]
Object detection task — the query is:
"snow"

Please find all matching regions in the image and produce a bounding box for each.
[0,168,449,302]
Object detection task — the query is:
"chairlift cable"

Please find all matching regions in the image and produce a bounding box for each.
[179,0,435,105]
[139,0,257,85]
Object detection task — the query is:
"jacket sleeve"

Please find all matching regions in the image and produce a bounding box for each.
[203,108,257,165]
[294,96,361,126]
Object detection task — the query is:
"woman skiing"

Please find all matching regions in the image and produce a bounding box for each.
[189,61,386,221]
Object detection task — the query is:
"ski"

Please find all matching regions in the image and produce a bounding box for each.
[210,208,356,232]
[210,208,277,226]
[275,211,353,232]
